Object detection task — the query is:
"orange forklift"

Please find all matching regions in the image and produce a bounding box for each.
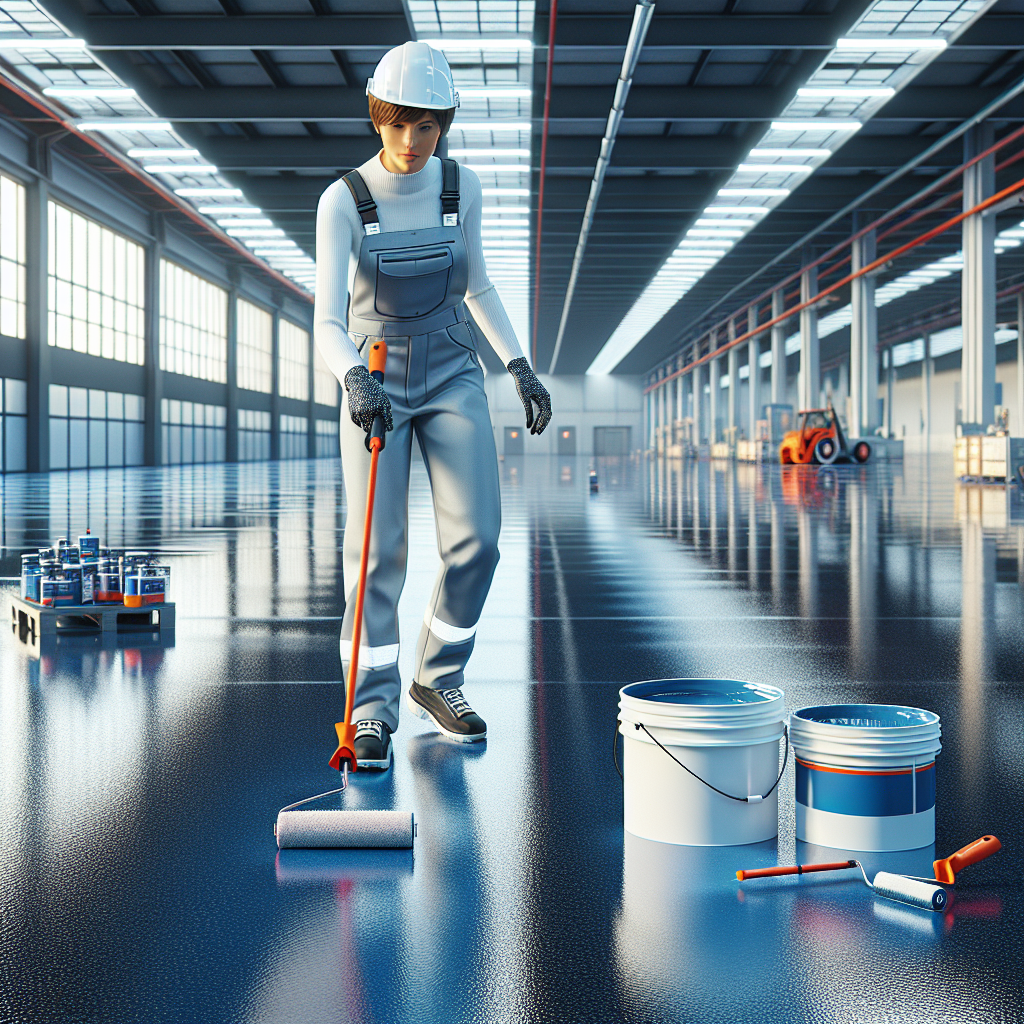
[778,403,871,465]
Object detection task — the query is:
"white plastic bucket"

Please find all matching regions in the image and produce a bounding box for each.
[790,704,942,852]
[618,679,785,846]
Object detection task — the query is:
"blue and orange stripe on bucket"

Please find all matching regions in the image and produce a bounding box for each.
[796,757,936,817]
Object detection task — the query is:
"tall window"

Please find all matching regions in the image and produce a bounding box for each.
[159,259,227,382]
[48,202,145,363]
[237,297,272,393]
[0,173,26,340]
[279,319,309,402]
[314,343,338,407]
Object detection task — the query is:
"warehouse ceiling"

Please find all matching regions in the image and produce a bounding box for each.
[5,0,1024,375]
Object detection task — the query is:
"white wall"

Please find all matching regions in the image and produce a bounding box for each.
[484,372,644,456]
[881,357,1022,452]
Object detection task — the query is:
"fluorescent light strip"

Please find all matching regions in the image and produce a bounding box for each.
[465,164,529,174]
[459,87,531,99]
[736,164,813,175]
[453,122,531,132]
[420,38,532,51]
[797,86,894,98]
[0,37,86,50]
[836,37,948,50]
[718,188,790,197]
[79,121,174,132]
[694,219,759,227]
[482,206,530,215]
[129,148,200,158]
[707,206,770,215]
[216,218,273,227]
[146,164,218,174]
[175,187,242,196]
[749,148,831,158]
[198,205,261,214]
[449,148,530,157]
[771,120,862,132]
[226,228,285,237]
[44,86,135,98]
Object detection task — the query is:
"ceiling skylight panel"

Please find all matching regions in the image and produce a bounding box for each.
[586,0,997,375]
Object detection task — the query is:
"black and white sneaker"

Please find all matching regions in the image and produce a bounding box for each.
[353,720,393,770]
[406,682,487,743]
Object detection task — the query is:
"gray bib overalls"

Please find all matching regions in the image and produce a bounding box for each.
[339,159,501,731]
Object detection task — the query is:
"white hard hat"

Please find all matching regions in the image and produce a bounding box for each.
[366,41,460,110]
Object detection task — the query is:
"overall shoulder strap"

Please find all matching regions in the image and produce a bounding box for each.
[342,170,380,235]
[440,157,460,227]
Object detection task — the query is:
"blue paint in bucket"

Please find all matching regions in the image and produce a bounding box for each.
[790,704,942,852]
[619,679,785,846]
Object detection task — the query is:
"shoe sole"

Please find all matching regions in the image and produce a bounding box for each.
[356,744,393,771]
[405,689,487,744]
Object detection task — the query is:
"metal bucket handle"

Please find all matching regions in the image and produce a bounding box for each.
[613,719,789,804]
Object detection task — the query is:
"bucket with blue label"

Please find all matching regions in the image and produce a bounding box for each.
[789,704,941,852]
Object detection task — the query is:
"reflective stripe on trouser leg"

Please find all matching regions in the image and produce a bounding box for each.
[339,405,413,733]
[414,379,501,690]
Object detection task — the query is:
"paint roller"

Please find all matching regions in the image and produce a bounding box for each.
[736,835,1000,912]
[274,340,415,850]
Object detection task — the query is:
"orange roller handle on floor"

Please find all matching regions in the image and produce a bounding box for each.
[737,861,858,882]
[933,835,1001,885]
[330,340,388,773]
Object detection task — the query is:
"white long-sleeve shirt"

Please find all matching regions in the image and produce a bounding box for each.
[313,152,526,384]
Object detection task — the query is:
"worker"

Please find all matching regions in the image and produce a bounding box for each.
[314,41,551,771]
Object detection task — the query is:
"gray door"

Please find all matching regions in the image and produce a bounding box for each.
[594,426,631,456]
[557,426,576,455]
[504,426,524,455]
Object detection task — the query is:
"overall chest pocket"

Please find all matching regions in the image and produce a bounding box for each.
[375,248,453,318]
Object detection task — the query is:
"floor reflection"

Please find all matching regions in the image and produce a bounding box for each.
[0,454,1020,1022]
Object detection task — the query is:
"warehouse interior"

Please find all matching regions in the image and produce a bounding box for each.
[0,1,1022,1022]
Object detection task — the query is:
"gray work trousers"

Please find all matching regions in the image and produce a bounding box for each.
[339,321,501,731]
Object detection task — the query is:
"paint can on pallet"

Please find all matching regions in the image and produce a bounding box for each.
[618,679,786,846]
[95,559,124,603]
[124,565,167,607]
[789,704,941,852]
[20,554,42,603]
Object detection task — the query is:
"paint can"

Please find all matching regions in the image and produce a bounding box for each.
[78,530,100,560]
[789,704,942,852]
[95,559,124,603]
[618,679,786,846]
[124,566,166,607]
[61,563,83,604]
[20,554,43,603]
[40,568,78,608]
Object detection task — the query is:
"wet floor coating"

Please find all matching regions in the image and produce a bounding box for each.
[0,454,1021,1023]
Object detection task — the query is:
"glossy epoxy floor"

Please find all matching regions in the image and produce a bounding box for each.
[0,454,1022,1024]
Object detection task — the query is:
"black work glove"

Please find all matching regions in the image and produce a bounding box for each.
[344,364,393,451]
[507,356,551,435]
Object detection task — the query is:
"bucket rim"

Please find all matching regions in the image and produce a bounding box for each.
[791,703,939,731]
[620,677,784,709]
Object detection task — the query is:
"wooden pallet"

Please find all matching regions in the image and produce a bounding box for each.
[9,593,175,651]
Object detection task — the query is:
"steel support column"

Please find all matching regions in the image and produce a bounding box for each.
[24,174,49,473]
[961,124,996,429]
[747,306,760,440]
[307,327,316,458]
[709,350,720,446]
[225,283,239,463]
[726,319,738,444]
[1017,293,1023,435]
[799,262,819,412]
[850,227,878,438]
[770,288,785,404]
[270,305,281,460]
[693,364,703,446]
[144,216,164,467]
[922,332,932,451]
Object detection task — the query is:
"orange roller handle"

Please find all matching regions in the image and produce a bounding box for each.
[737,860,858,882]
[367,340,387,377]
[934,835,1001,885]
[329,340,388,773]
